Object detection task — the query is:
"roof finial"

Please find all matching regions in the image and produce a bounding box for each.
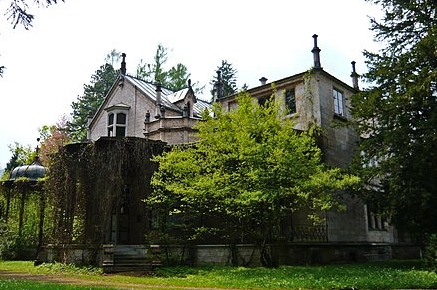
[155,82,162,119]
[311,34,322,69]
[33,137,42,165]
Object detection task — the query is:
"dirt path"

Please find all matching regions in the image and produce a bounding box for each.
[0,270,229,290]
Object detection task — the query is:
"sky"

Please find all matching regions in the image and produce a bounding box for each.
[0,0,382,168]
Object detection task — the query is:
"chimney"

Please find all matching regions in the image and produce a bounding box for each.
[350,61,360,90]
[311,34,322,69]
[155,83,162,119]
[120,53,126,75]
[214,70,223,101]
[259,77,268,85]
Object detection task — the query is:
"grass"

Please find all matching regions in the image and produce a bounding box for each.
[0,279,111,290]
[1,260,437,289]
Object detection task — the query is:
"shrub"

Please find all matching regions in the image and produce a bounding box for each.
[424,233,437,271]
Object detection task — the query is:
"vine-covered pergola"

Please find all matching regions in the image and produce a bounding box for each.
[41,137,166,265]
[0,152,47,259]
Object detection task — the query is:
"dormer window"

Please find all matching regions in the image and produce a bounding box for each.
[105,103,130,137]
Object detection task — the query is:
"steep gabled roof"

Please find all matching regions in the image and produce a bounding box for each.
[123,75,182,112]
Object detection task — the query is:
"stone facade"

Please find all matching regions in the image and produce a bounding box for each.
[78,36,413,268]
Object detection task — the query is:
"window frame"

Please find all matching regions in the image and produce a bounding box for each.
[105,104,130,137]
[333,87,345,117]
[285,88,296,115]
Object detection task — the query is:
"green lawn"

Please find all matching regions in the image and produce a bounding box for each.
[1,260,437,289]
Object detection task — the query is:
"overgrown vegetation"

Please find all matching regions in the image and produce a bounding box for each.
[1,260,437,289]
[149,92,360,267]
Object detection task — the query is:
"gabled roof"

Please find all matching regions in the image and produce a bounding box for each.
[166,88,190,103]
[193,98,211,117]
[90,74,211,129]
[123,75,181,112]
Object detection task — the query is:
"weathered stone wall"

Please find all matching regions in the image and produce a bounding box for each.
[156,243,417,267]
[144,117,200,144]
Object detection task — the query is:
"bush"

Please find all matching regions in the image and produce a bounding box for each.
[0,222,37,260]
[424,233,437,271]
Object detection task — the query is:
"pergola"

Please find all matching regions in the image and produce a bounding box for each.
[0,151,47,255]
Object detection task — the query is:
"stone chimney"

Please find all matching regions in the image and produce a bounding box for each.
[350,61,360,90]
[259,77,268,85]
[155,83,162,119]
[311,34,322,69]
[120,53,126,75]
[214,70,223,101]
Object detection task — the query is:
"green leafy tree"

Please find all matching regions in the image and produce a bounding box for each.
[150,92,359,267]
[66,59,119,142]
[136,44,191,91]
[210,60,238,100]
[2,142,34,180]
[350,0,437,240]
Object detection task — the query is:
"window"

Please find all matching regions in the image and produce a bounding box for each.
[105,103,130,137]
[227,100,238,112]
[333,88,344,116]
[107,112,127,137]
[285,89,296,114]
[258,96,268,106]
[367,203,387,231]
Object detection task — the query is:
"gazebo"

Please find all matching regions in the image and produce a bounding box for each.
[1,140,48,259]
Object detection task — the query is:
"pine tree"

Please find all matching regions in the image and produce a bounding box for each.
[210,60,238,100]
[66,63,118,142]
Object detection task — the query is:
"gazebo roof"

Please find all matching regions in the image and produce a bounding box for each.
[7,156,47,182]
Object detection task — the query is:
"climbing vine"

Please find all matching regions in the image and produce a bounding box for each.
[44,137,165,264]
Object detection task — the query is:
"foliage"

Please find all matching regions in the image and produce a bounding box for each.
[150,91,359,266]
[424,234,437,272]
[0,200,40,261]
[2,142,34,179]
[1,0,63,76]
[66,61,118,142]
[210,60,238,100]
[4,0,64,29]
[136,44,192,91]
[38,117,70,166]
[1,260,437,289]
[350,0,437,240]
[44,138,165,262]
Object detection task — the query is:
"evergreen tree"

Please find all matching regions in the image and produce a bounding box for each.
[351,0,437,240]
[66,62,118,142]
[210,60,238,100]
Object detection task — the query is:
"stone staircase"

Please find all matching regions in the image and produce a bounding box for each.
[102,244,157,273]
